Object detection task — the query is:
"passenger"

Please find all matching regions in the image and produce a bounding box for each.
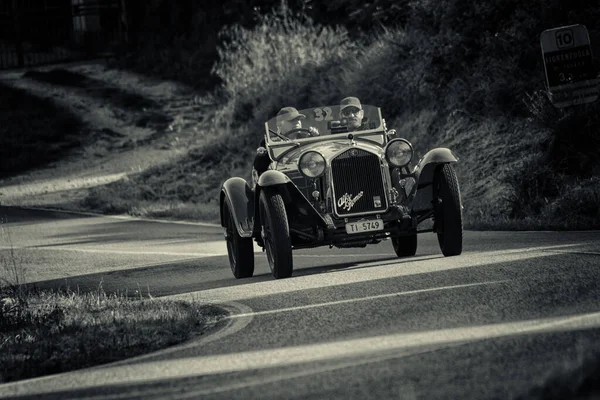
[339,96,368,132]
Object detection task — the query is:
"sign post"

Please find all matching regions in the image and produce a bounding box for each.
[540,24,599,108]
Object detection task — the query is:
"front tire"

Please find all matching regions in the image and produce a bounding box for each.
[259,188,293,279]
[433,164,463,256]
[224,200,254,278]
[392,233,417,257]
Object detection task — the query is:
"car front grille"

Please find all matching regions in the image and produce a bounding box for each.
[331,149,388,217]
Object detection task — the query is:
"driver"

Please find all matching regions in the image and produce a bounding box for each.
[339,96,368,132]
[253,107,318,177]
[276,107,319,139]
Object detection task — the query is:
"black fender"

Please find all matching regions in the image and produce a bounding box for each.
[414,148,458,187]
[253,170,329,237]
[254,170,293,231]
[412,148,458,212]
[257,170,292,187]
[220,177,254,238]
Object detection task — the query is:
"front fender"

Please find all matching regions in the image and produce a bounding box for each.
[411,148,458,213]
[220,177,254,237]
[414,148,458,187]
[252,170,293,236]
[257,170,292,187]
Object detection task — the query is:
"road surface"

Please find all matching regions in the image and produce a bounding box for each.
[1,206,599,399]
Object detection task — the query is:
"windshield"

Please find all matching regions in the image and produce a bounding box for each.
[264,104,383,143]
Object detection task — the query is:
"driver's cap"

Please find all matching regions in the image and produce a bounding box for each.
[277,107,306,124]
[340,96,362,111]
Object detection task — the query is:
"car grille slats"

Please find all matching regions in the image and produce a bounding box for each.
[331,149,387,216]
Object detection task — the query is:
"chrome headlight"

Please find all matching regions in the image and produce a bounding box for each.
[385,139,413,167]
[298,151,326,178]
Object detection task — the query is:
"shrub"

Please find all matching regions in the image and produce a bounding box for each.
[211,4,357,132]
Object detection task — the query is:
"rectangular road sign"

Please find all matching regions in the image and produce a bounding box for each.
[540,24,599,108]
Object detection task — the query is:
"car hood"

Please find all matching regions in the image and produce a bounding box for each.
[276,138,385,171]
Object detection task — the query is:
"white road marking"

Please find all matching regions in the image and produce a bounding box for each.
[3,310,600,398]
[227,280,510,319]
[544,250,600,256]
[0,241,588,260]
[105,302,254,367]
[0,206,221,227]
[0,245,223,257]
[167,243,589,304]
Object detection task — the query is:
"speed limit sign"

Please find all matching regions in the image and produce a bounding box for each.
[540,24,599,108]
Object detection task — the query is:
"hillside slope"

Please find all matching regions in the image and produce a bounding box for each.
[1,1,599,229]
[0,62,219,220]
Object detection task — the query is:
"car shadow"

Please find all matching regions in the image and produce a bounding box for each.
[22,256,271,298]
[291,254,442,277]
[20,252,439,298]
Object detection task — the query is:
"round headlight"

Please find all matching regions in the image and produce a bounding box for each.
[299,151,326,178]
[385,139,413,167]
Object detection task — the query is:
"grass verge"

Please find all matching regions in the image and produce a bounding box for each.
[0,284,227,384]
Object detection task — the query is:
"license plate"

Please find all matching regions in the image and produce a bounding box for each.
[345,219,383,234]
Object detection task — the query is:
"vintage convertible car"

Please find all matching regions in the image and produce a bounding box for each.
[220,104,463,279]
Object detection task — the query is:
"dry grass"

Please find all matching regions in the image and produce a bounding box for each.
[0,222,226,384]
[0,284,226,383]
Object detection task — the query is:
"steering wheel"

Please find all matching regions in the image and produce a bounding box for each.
[283,128,316,139]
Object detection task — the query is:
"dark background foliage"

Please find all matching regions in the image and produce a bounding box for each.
[108,0,600,228]
[1,0,597,228]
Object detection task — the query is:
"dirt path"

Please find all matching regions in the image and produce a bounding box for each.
[0,61,214,210]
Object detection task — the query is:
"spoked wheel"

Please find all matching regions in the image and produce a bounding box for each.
[391,233,417,257]
[433,164,463,256]
[224,200,254,278]
[259,187,293,279]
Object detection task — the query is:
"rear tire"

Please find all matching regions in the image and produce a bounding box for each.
[259,188,293,279]
[433,164,463,256]
[392,233,417,257]
[224,200,254,278]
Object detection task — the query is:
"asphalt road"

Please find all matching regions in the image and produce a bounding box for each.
[1,206,600,399]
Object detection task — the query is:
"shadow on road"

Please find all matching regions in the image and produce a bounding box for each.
[23,69,160,112]
[0,207,94,225]
[0,82,88,179]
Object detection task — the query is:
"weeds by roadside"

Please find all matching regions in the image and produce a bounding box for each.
[0,284,226,384]
[0,222,227,384]
[0,220,28,323]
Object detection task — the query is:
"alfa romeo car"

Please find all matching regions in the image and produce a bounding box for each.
[220,104,463,279]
